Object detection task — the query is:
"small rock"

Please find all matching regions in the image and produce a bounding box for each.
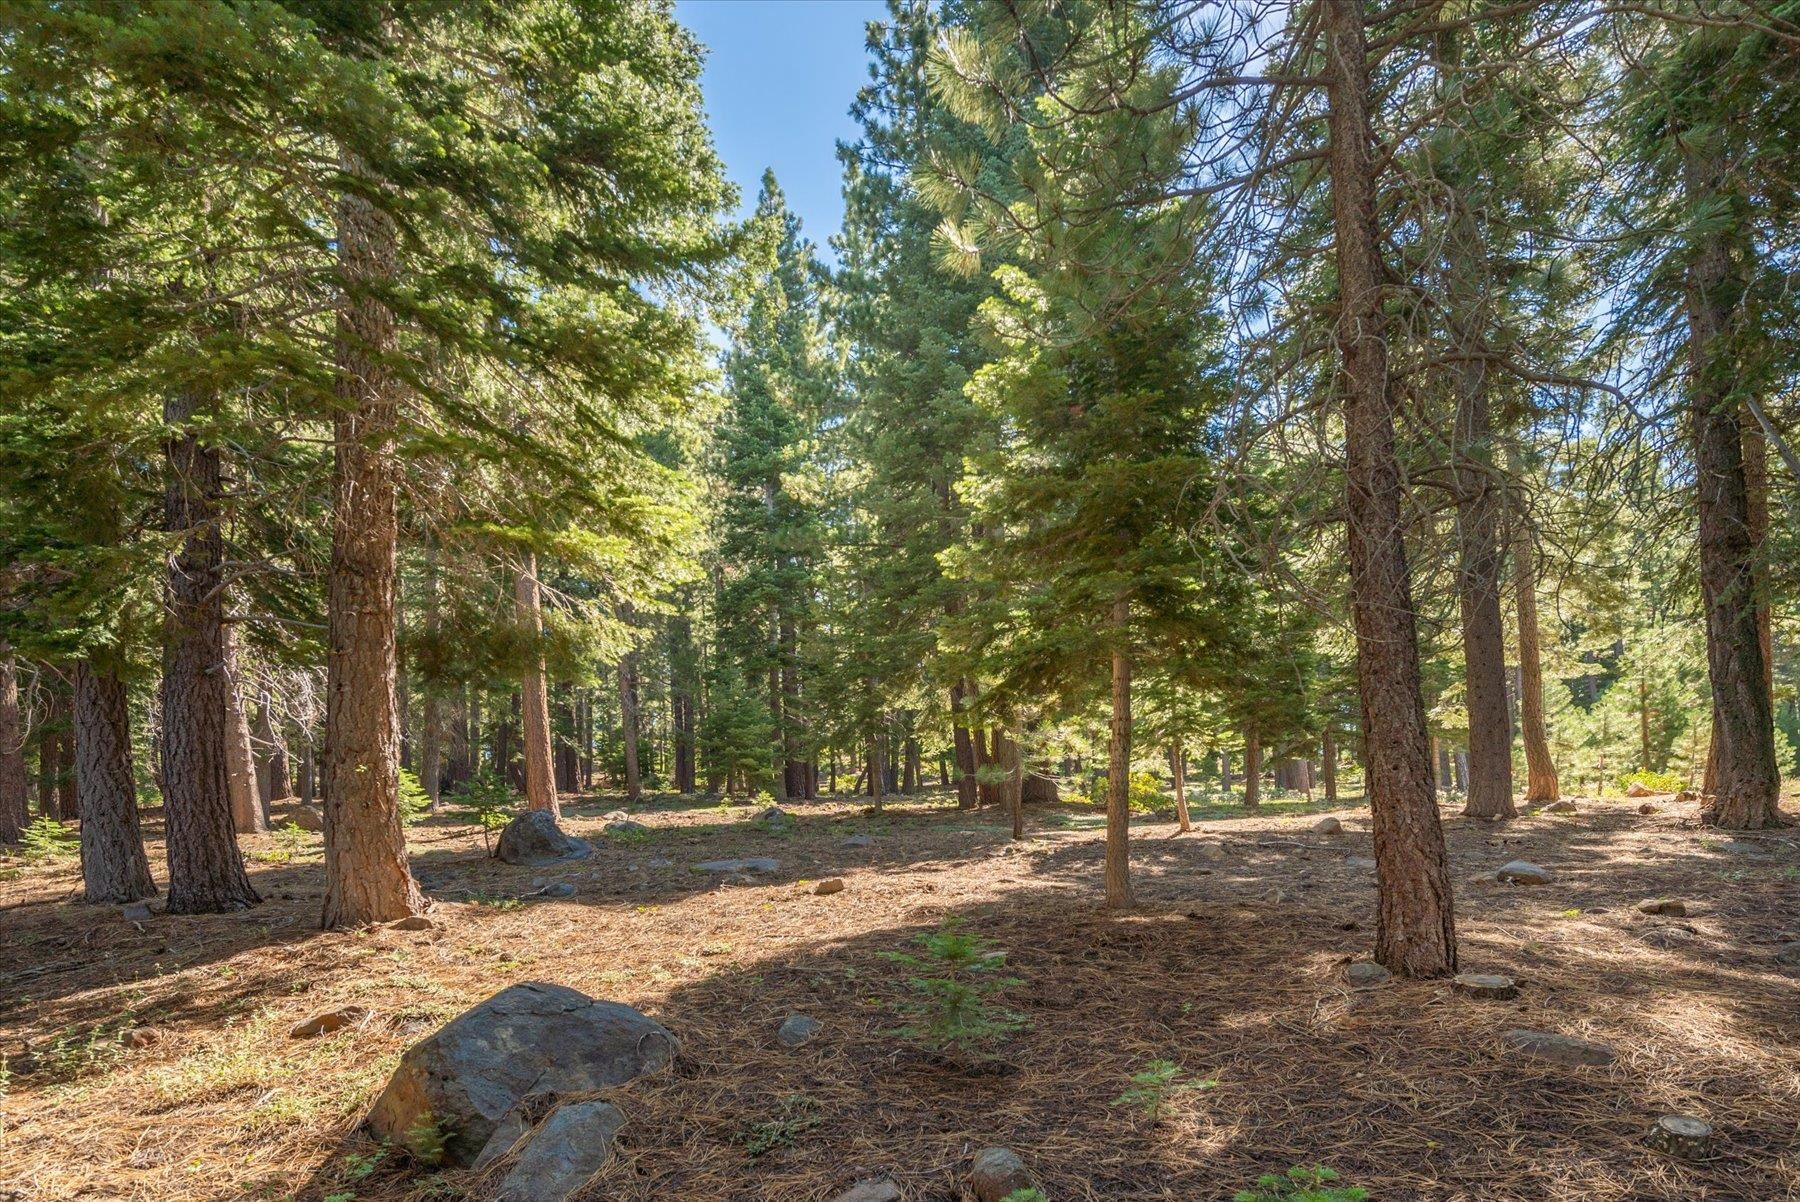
[813,878,846,896]
[1501,1028,1616,1067]
[1545,800,1578,814]
[601,810,630,822]
[494,1099,625,1202]
[1638,802,1659,815]
[1774,942,1800,965]
[1313,817,1343,835]
[1638,899,1686,916]
[1675,790,1697,802]
[776,1014,822,1048]
[647,856,674,869]
[839,834,873,848]
[496,811,593,867]
[528,882,577,900]
[119,901,153,923]
[388,914,436,931]
[1496,860,1553,885]
[695,857,779,874]
[289,805,326,832]
[288,1006,369,1039]
[1646,1114,1714,1159]
[1344,856,1378,870]
[1626,781,1654,798]
[1345,961,1391,987]
[1196,843,1226,862]
[121,1026,163,1049]
[830,1180,902,1202]
[969,1146,1032,1202]
[1721,841,1767,856]
[604,820,649,835]
[1639,925,1695,949]
[1452,972,1518,1000]
[756,806,791,824]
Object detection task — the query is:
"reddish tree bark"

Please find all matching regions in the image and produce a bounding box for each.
[321,149,425,927]
[0,650,27,842]
[1324,0,1457,976]
[1105,598,1133,909]
[516,554,559,817]
[75,660,157,904]
[161,387,259,914]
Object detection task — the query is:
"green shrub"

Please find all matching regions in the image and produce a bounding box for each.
[1234,1165,1366,1202]
[1084,770,1168,813]
[882,920,1025,1058]
[739,1093,821,1157]
[1616,769,1683,795]
[398,769,433,825]
[20,816,78,861]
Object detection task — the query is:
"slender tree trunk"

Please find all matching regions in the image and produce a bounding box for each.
[1322,727,1338,804]
[1171,741,1191,832]
[1683,144,1781,829]
[321,148,425,927]
[299,742,316,807]
[420,544,442,808]
[162,387,259,914]
[951,680,979,810]
[515,554,559,817]
[75,661,157,904]
[1511,501,1559,801]
[1452,362,1515,818]
[0,650,27,842]
[618,654,642,805]
[1325,0,1457,976]
[257,690,292,802]
[1105,598,1133,909]
[224,632,265,834]
[1002,728,1023,840]
[1243,726,1261,809]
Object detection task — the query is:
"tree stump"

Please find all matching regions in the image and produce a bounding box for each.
[1646,1115,1714,1159]
[1452,972,1518,1000]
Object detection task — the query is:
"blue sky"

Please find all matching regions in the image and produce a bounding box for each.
[677,0,888,257]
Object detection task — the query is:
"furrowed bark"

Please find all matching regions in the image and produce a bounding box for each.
[1324,0,1457,976]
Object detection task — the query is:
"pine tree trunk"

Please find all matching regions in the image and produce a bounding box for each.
[1243,726,1261,809]
[257,690,292,803]
[1683,144,1781,829]
[1324,0,1457,976]
[1002,728,1023,840]
[1106,598,1133,908]
[1511,504,1559,801]
[1171,741,1191,832]
[1452,365,1515,817]
[618,655,642,805]
[55,708,77,820]
[162,387,259,914]
[75,660,157,904]
[1322,727,1338,803]
[516,555,559,817]
[420,544,442,808]
[903,737,920,795]
[224,632,265,834]
[321,149,425,928]
[39,700,60,819]
[0,650,27,842]
[951,680,979,810]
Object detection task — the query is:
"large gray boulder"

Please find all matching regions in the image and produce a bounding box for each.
[366,981,676,1165]
[496,811,592,867]
[1021,774,1059,804]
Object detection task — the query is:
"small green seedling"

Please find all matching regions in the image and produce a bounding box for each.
[1233,1165,1367,1202]
[882,920,1025,1058]
[1112,1059,1216,1120]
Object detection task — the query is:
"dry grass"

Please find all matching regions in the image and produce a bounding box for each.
[1,787,1796,1201]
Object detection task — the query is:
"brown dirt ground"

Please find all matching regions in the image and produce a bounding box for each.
[2,788,1797,1202]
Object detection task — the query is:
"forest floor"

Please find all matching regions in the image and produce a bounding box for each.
[2,785,1797,1202]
